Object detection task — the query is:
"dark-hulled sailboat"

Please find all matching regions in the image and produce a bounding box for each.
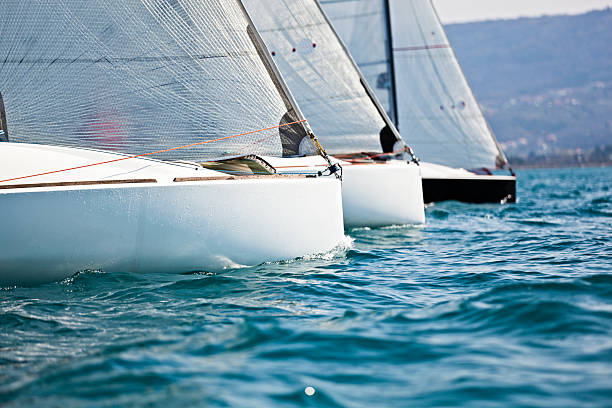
[321,0,516,204]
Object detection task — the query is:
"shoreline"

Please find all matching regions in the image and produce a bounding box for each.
[510,162,612,170]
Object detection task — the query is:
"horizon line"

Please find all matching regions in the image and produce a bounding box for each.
[439,5,610,25]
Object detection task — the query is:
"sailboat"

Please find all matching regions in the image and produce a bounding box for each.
[0,0,345,286]
[321,0,516,204]
[242,0,425,228]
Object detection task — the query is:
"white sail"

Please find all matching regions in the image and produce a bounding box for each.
[0,0,312,161]
[243,0,399,154]
[319,0,397,126]
[0,0,348,285]
[322,0,508,170]
[388,0,507,170]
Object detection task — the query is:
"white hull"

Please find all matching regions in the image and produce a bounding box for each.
[0,143,345,286]
[264,156,425,228]
[341,160,424,227]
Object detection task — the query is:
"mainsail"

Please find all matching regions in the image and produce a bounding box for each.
[244,0,401,154]
[322,0,509,170]
[0,0,312,161]
[318,0,397,127]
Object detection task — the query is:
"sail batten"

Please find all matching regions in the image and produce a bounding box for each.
[244,0,398,154]
[0,0,311,160]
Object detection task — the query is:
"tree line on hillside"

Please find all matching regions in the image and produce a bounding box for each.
[445,8,612,165]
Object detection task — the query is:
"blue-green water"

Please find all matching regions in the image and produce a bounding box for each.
[2,167,611,407]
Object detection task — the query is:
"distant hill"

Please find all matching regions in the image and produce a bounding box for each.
[445,9,612,162]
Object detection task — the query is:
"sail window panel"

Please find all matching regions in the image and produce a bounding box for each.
[389,0,506,169]
[244,0,386,154]
[0,0,310,160]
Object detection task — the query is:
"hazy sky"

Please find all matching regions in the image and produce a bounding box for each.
[433,0,612,23]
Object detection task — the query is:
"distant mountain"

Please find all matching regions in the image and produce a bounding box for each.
[445,9,612,161]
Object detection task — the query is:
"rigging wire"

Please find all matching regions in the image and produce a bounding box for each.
[0,120,306,184]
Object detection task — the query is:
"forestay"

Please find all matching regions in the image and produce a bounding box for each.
[244,0,399,154]
[0,0,312,161]
[322,0,508,170]
[319,0,397,127]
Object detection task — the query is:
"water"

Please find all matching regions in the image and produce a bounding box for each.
[1,167,611,407]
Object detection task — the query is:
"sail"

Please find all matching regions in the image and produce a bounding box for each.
[0,0,312,161]
[243,0,399,154]
[322,0,508,170]
[318,0,397,127]
[387,0,507,169]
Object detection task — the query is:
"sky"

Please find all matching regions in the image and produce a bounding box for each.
[433,0,612,23]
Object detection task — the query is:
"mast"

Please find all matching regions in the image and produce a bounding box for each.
[0,92,7,142]
[383,0,399,127]
[385,0,508,170]
[314,0,403,149]
[321,0,511,170]
[244,0,407,155]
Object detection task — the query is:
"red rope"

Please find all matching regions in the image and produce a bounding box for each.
[0,120,306,184]
[273,148,411,170]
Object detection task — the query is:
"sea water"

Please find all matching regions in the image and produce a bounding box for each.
[1,167,611,407]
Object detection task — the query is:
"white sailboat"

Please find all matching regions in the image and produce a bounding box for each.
[321,0,516,204]
[242,0,425,227]
[0,0,344,286]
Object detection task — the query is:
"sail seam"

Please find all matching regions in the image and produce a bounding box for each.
[0,53,257,65]
[394,44,450,52]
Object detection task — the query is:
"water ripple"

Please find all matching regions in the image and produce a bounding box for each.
[1,167,612,407]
